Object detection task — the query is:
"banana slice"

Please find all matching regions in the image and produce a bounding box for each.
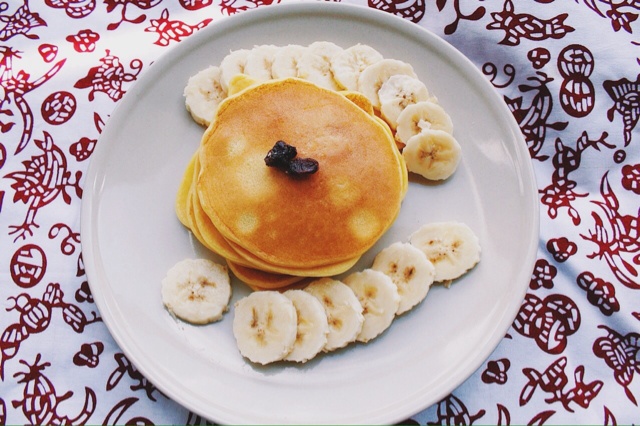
[304,278,364,352]
[296,50,341,91]
[161,258,232,324]
[395,100,454,146]
[402,129,461,180]
[308,41,343,60]
[409,221,481,284]
[357,58,417,109]
[283,289,329,363]
[371,242,435,315]
[183,65,227,126]
[220,48,251,91]
[232,291,298,365]
[378,75,430,129]
[271,44,307,79]
[330,43,384,91]
[343,269,400,342]
[243,44,279,81]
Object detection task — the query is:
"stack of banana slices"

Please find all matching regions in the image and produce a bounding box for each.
[184,42,462,182]
[232,221,481,365]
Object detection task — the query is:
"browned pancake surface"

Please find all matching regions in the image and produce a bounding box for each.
[197,78,404,268]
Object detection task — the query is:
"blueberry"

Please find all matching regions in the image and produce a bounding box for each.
[264,140,297,168]
[286,157,319,176]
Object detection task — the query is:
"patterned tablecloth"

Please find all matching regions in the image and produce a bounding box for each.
[1,0,639,424]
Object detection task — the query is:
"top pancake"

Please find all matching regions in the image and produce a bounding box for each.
[197,78,405,268]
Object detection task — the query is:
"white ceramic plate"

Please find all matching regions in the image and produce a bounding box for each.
[82,3,538,424]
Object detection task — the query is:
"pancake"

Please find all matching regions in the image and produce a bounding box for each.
[176,153,196,227]
[340,90,375,116]
[178,152,364,276]
[227,261,306,289]
[190,156,253,265]
[177,152,367,276]
[225,237,361,277]
[197,78,405,270]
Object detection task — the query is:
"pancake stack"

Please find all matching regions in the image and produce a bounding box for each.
[176,76,407,290]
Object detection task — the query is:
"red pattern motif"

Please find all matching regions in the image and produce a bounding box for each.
[10,244,47,288]
[66,29,100,53]
[546,237,578,263]
[0,1,46,41]
[593,325,640,405]
[487,0,574,46]
[44,0,96,19]
[101,397,153,425]
[37,44,58,62]
[426,394,486,425]
[369,0,426,23]
[105,0,162,30]
[539,132,614,225]
[179,0,214,11]
[528,47,551,70]
[41,91,77,125]
[74,50,142,101]
[220,0,279,16]
[576,272,620,316]
[0,46,66,154]
[580,0,640,33]
[69,136,97,161]
[530,258,557,290]
[437,0,486,35]
[145,8,212,46]
[557,44,596,117]
[582,172,640,289]
[481,358,511,385]
[520,357,603,413]
[621,163,640,194]
[604,74,640,148]
[4,132,82,241]
[107,353,162,401]
[513,294,581,354]
[12,354,96,424]
[504,72,568,161]
[73,342,104,368]
[0,284,101,379]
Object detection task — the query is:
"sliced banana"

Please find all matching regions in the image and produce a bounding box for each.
[371,242,435,315]
[395,100,454,146]
[330,43,384,91]
[232,291,298,365]
[161,258,232,324]
[219,48,251,91]
[308,41,343,61]
[243,44,279,81]
[357,58,417,109]
[283,289,329,363]
[304,278,364,352]
[378,75,430,129]
[183,65,227,126]
[402,129,461,180]
[409,221,481,284]
[296,50,340,91]
[271,44,307,79]
[343,269,400,342]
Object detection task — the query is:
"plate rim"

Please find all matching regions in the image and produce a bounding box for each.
[81,2,539,424]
